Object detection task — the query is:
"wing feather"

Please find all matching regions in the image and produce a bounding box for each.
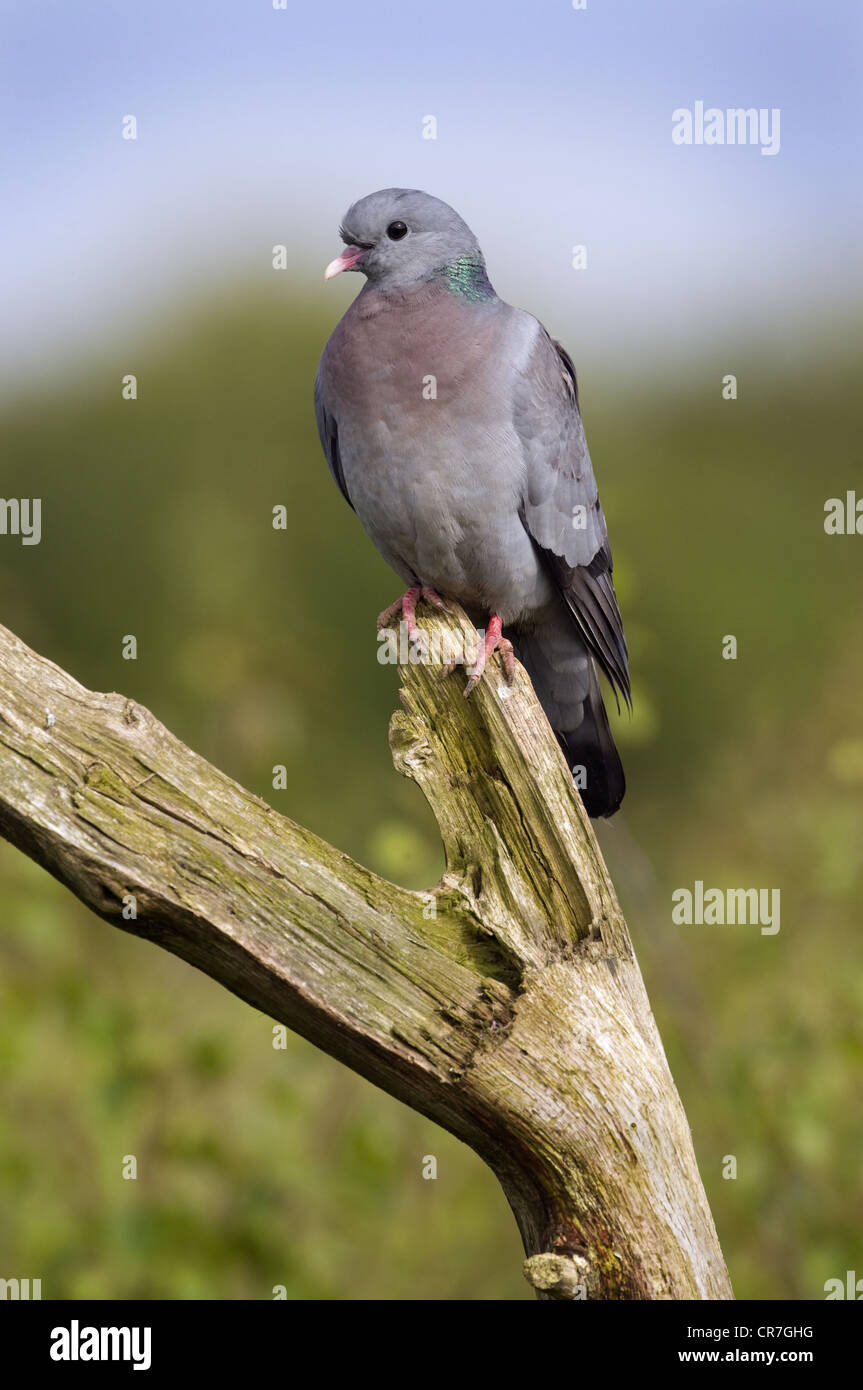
[314,368,354,511]
[514,327,631,707]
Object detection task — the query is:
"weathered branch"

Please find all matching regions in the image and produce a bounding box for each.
[0,611,732,1299]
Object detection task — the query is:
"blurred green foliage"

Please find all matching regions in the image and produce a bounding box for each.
[0,289,861,1299]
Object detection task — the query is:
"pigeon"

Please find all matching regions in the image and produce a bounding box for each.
[315,189,630,816]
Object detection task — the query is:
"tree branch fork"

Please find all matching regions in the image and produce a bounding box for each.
[0,610,732,1300]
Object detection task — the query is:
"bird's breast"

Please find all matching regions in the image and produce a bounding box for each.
[322,289,551,620]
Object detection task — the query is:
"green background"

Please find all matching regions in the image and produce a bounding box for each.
[1,289,861,1299]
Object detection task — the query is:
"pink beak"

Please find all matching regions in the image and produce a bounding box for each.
[324,246,366,280]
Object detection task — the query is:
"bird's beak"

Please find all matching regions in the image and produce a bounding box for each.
[324,246,366,280]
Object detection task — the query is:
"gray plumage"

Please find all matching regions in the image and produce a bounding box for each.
[315,188,630,816]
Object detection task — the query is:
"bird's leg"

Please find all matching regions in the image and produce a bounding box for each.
[464,613,515,696]
[377,585,421,637]
[377,585,448,639]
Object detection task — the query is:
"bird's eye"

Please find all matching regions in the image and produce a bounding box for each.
[386,221,408,241]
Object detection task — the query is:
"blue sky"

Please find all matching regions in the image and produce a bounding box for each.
[2,0,860,383]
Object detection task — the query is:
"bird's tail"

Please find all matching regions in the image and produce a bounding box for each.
[511,625,625,818]
[560,665,625,818]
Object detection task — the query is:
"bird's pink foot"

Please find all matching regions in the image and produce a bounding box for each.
[464,614,515,696]
[377,585,448,638]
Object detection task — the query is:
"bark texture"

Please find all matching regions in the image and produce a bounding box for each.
[0,612,732,1299]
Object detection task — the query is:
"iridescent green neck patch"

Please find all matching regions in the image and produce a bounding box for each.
[439,252,496,303]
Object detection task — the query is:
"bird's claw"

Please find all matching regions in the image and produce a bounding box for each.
[419,588,449,614]
[377,585,449,638]
[463,615,514,697]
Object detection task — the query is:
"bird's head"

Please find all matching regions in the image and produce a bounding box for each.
[324,188,489,293]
